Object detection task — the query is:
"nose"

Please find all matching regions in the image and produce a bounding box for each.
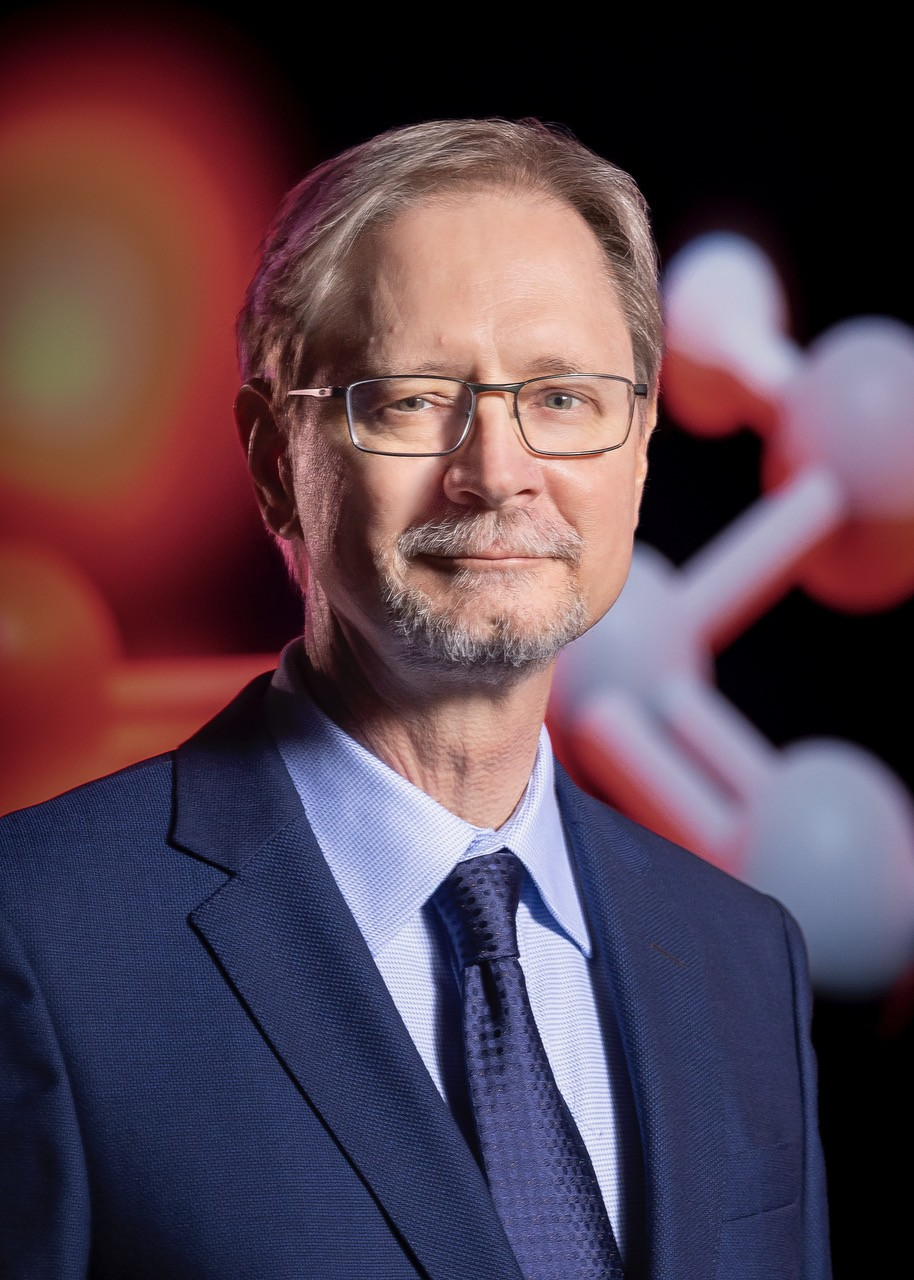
[441,387,545,509]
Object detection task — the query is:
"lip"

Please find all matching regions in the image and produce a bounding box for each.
[418,552,552,569]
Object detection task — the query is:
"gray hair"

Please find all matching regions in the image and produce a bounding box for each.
[236,117,662,405]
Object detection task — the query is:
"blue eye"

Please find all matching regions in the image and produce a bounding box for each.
[541,390,581,411]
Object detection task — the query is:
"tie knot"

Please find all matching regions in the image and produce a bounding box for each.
[433,850,524,969]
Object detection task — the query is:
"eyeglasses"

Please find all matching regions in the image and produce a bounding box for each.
[287,374,648,457]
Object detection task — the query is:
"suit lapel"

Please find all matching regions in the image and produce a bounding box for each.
[557,767,726,1280]
[172,678,522,1280]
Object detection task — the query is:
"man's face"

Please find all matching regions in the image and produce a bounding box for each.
[283,188,653,685]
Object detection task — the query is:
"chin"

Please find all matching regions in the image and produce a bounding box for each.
[380,575,588,681]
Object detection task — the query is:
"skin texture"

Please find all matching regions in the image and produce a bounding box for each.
[236,188,655,826]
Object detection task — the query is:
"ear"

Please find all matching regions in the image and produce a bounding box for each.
[633,400,657,518]
[233,382,302,541]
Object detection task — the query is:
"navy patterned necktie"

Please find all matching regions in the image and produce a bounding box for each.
[433,850,625,1279]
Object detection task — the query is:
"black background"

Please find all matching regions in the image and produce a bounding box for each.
[5,3,913,1270]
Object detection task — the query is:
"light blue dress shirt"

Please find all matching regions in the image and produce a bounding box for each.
[266,641,643,1263]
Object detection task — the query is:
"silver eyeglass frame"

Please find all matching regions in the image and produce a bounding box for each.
[287,374,648,458]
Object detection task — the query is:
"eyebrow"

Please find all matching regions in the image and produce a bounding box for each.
[366,355,607,379]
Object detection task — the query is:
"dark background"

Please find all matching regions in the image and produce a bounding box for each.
[4,3,912,1270]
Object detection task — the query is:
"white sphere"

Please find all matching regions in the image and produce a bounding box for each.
[780,316,914,518]
[741,738,914,996]
[662,232,797,395]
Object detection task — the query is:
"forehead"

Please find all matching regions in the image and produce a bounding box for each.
[325,188,633,379]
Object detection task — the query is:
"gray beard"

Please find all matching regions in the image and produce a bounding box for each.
[378,510,588,683]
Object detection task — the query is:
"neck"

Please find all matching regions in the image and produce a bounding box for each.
[299,619,555,830]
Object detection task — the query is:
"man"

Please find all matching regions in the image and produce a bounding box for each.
[0,118,831,1278]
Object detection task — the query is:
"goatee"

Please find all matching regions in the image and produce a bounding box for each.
[380,509,587,682]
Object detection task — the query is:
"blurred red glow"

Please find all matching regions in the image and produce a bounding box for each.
[0,13,306,657]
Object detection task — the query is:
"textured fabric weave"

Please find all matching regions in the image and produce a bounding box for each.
[434,851,625,1280]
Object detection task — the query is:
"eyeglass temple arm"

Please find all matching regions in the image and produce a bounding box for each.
[287,387,347,399]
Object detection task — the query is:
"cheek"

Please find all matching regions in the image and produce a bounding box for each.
[290,440,350,573]
[558,460,643,609]
[352,457,447,565]
[291,437,444,590]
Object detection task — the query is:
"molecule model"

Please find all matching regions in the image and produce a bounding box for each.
[550,232,914,998]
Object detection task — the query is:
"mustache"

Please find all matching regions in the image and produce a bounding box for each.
[397,509,583,565]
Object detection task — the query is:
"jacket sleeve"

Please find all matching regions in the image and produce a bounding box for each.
[0,910,91,1279]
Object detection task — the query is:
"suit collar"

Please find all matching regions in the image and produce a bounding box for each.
[171,672,302,873]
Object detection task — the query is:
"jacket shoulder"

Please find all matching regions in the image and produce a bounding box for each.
[0,670,278,851]
[0,753,177,903]
[0,752,174,839]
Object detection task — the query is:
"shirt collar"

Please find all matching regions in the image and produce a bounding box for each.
[266,640,591,959]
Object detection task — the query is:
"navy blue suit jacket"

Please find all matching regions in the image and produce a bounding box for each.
[0,674,831,1278]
